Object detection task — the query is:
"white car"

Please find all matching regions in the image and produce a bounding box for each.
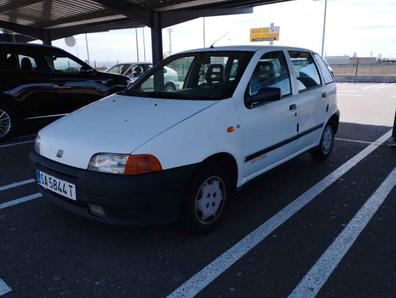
[105,62,179,88]
[31,46,338,233]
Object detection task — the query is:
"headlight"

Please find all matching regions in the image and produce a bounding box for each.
[88,153,162,175]
[34,135,41,154]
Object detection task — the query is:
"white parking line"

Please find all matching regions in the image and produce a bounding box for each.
[0,179,35,192]
[289,166,396,298]
[363,84,385,90]
[375,84,392,90]
[0,193,42,210]
[338,94,362,97]
[0,279,11,296]
[335,137,374,145]
[0,140,34,149]
[167,130,392,298]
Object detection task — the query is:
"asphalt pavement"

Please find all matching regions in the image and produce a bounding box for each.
[0,83,395,297]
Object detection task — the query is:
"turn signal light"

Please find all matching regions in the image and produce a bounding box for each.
[125,154,162,175]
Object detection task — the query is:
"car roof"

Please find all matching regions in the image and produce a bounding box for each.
[180,45,316,54]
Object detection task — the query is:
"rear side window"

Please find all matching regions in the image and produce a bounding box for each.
[0,49,41,72]
[314,53,334,84]
[247,51,291,98]
[18,54,38,71]
[0,50,17,71]
[289,51,321,92]
[43,53,84,73]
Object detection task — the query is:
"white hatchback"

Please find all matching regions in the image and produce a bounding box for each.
[32,46,339,233]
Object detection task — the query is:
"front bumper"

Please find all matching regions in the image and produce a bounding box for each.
[30,151,196,225]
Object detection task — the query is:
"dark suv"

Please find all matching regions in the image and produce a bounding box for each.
[0,43,129,140]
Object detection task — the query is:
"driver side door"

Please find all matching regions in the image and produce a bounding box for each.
[42,50,105,114]
[239,50,299,179]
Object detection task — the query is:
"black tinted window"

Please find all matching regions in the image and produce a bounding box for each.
[0,49,17,71]
[289,51,322,92]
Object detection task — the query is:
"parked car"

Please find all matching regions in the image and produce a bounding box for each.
[105,62,151,80]
[31,46,339,233]
[0,42,129,140]
[105,62,179,89]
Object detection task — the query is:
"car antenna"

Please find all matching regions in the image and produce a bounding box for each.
[210,31,230,48]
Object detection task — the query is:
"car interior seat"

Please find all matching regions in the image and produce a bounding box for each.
[20,57,33,71]
[205,64,225,85]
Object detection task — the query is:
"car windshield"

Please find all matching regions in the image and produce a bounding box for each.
[125,51,254,100]
[107,64,131,74]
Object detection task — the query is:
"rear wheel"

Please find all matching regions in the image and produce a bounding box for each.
[180,164,231,234]
[0,105,17,141]
[311,124,334,161]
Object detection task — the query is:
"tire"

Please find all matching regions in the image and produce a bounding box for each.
[311,124,335,161]
[164,83,177,92]
[180,164,231,234]
[0,105,18,142]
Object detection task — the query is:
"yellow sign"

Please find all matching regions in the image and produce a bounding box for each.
[250,26,280,42]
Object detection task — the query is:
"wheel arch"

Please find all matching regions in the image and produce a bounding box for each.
[199,152,239,191]
[327,110,340,133]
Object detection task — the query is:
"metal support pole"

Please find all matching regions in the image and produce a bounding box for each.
[142,28,147,62]
[42,30,52,45]
[84,34,90,65]
[135,28,140,62]
[321,0,328,57]
[393,109,396,142]
[203,17,206,48]
[151,11,163,65]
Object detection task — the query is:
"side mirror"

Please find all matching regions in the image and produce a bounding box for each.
[246,87,281,108]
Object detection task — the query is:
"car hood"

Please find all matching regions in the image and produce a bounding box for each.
[38,94,217,169]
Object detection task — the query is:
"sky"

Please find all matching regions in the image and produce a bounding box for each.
[50,0,396,66]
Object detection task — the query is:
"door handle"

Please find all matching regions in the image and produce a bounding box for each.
[289,104,297,112]
[322,92,327,98]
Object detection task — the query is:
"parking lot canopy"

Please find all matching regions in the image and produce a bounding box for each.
[0,0,292,62]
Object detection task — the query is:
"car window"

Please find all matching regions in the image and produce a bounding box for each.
[140,56,194,92]
[289,51,322,92]
[107,64,122,74]
[247,51,291,98]
[17,54,38,71]
[0,50,17,71]
[128,51,253,100]
[44,53,84,73]
[313,53,334,84]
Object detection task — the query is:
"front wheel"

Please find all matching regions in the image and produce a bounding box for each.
[180,164,231,234]
[311,124,334,161]
[0,106,17,141]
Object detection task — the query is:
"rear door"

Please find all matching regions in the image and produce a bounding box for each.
[239,50,298,179]
[287,51,327,148]
[0,46,61,119]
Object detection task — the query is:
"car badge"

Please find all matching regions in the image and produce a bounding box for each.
[56,150,64,158]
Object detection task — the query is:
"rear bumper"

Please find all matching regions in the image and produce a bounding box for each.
[30,151,197,225]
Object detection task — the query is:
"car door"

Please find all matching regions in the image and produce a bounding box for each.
[313,52,337,116]
[42,49,109,114]
[239,50,299,179]
[287,51,328,148]
[1,47,62,119]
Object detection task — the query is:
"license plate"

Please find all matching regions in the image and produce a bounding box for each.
[36,170,76,201]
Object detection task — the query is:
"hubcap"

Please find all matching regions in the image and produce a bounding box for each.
[0,109,11,138]
[322,126,333,155]
[195,176,226,225]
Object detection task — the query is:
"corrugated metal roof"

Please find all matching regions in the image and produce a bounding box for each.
[0,0,291,40]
